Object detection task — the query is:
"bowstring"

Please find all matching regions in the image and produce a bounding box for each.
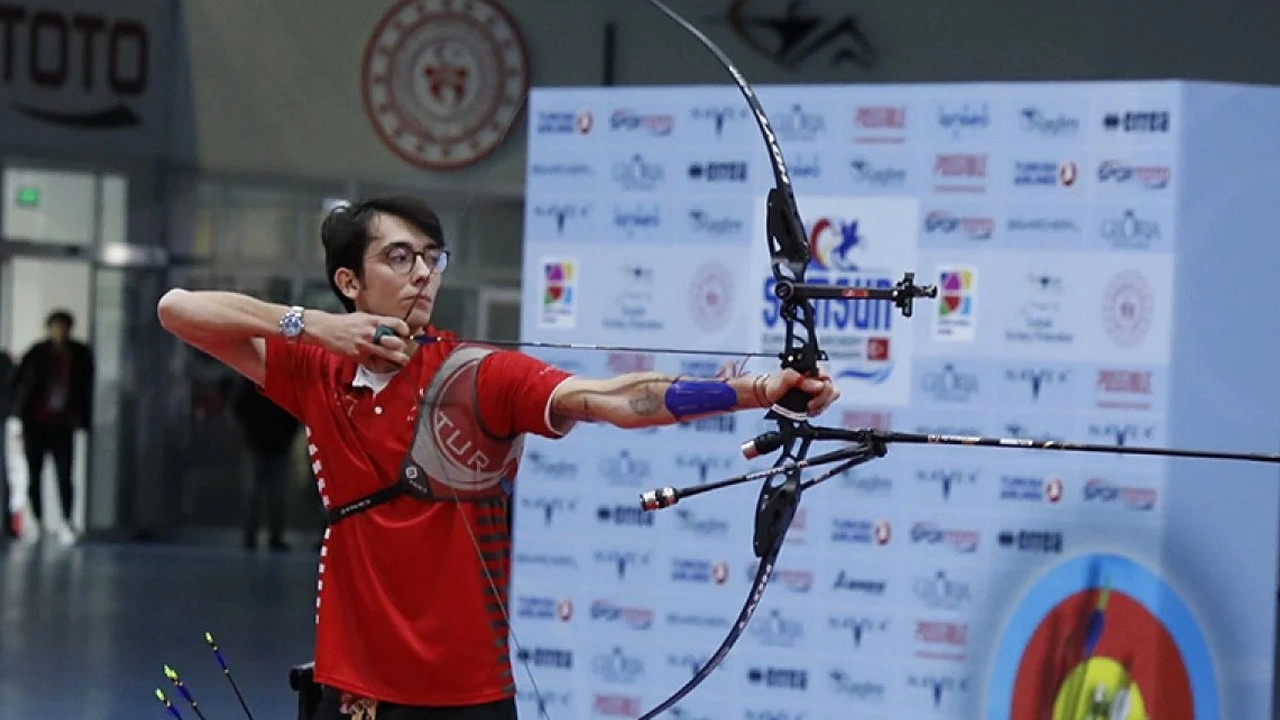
[428,90,553,720]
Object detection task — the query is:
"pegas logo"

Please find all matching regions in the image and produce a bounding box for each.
[672,508,730,537]
[1019,107,1080,136]
[829,670,887,702]
[849,158,907,187]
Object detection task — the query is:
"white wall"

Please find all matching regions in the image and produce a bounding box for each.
[173,0,1280,189]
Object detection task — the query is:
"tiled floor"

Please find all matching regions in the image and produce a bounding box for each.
[0,538,319,720]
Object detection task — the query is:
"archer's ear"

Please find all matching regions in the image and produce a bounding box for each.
[334,268,360,303]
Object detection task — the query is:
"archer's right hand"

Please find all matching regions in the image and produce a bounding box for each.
[309,311,412,367]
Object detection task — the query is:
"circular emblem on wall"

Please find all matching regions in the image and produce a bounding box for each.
[688,261,736,334]
[1102,270,1154,347]
[361,0,530,170]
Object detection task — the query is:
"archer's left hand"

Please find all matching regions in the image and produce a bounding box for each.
[764,368,841,416]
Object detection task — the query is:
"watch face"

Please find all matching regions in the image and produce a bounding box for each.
[988,553,1216,720]
[281,313,304,337]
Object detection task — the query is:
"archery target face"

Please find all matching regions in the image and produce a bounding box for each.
[988,553,1218,719]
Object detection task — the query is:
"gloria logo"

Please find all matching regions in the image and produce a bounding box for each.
[807,217,865,271]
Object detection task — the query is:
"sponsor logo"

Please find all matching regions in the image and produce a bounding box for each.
[913,570,972,609]
[833,571,888,595]
[1088,422,1157,446]
[516,646,573,669]
[750,608,805,648]
[1007,217,1080,235]
[612,154,664,191]
[613,204,661,236]
[1083,478,1158,510]
[831,518,892,545]
[1100,208,1161,249]
[596,504,654,526]
[691,105,748,136]
[910,522,980,553]
[1103,110,1171,133]
[850,158,907,188]
[747,666,808,690]
[593,694,643,717]
[1013,160,1078,187]
[532,203,590,234]
[916,468,978,501]
[829,670,886,701]
[521,496,577,526]
[1005,367,1071,401]
[528,161,593,178]
[1020,107,1080,136]
[1097,160,1171,189]
[998,529,1064,553]
[671,558,730,584]
[924,211,995,240]
[1000,474,1064,503]
[516,595,574,621]
[598,449,651,486]
[589,599,654,629]
[915,620,969,660]
[688,208,744,236]
[535,110,593,135]
[828,615,891,649]
[522,450,578,480]
[1096,369,1154,410]
[933,153,987,193]
[938,102,990,137]
[854,106,907,143]
[908,674,970,708]
[775,103,828,142]
[610,108,674,135]
[921,363,979,402]
[592,647,644,684]
[592,549,652,580]
[1102,270,1155,347]
[688,161,748,181]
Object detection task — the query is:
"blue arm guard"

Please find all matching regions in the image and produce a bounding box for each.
[664,379,737,419]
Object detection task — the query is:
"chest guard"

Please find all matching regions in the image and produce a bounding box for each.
[326,344,523,523]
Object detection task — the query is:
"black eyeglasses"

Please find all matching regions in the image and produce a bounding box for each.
[379,242,450,276]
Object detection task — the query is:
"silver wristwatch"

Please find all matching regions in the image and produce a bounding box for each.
[279,305,306,341]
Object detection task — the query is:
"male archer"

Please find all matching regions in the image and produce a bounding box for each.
[157,195,840,720]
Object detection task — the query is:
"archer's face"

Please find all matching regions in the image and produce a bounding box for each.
[350,212,444,331]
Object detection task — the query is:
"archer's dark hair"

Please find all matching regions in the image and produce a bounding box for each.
[321,196,446,312]
[46,309,74,329]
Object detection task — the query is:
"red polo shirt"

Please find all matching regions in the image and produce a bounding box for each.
[260,331,572,706]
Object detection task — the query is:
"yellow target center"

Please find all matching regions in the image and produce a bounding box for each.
[1052,657,1148,720]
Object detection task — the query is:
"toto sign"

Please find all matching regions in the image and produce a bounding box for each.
[361,0,529,170]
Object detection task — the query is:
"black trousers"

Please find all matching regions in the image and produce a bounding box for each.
[313,687,516,720]
[23,424,74,524]
[244,451,289,543]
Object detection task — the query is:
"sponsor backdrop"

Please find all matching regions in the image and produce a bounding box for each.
[511,81,1280,719]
